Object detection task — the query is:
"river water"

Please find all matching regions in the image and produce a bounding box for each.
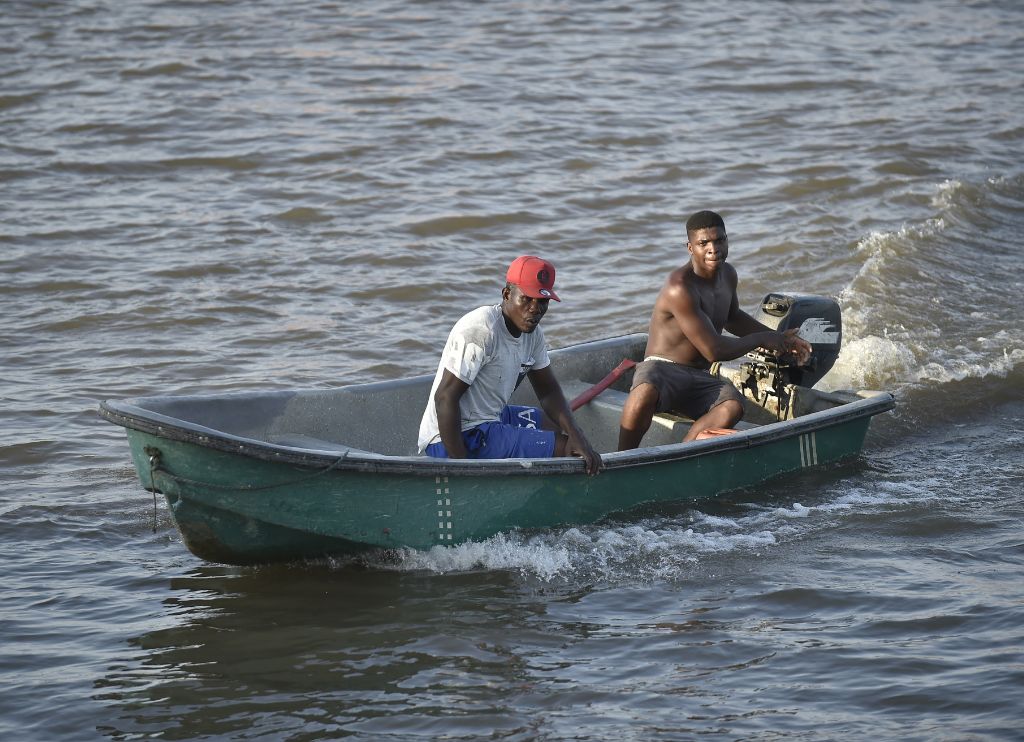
[2,1,1023,739]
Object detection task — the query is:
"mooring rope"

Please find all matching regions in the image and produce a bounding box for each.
[148,451,159,532]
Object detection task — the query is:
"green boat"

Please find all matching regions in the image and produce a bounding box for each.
[99,295,894,566]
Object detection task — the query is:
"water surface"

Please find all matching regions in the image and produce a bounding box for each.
[2,1,1022,739]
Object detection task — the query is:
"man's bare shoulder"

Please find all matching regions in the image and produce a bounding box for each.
[655,264,698,312]
[659,263,696,292]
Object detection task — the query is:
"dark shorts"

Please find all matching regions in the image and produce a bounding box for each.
[631,358,743,420]
[425,405,556,460]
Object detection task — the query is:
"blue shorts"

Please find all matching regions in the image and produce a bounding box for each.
[425,405,556,459]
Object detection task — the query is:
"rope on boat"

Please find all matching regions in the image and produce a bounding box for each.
[143,445,351,500]
[148,451,159,532]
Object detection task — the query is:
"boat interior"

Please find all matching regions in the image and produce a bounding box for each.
[120,333,877,458]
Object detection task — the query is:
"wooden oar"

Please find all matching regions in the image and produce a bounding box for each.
[569,359,637,411]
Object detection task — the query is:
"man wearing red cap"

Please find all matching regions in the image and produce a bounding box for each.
[417,256,600,474]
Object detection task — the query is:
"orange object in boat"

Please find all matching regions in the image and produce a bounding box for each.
[695,428,738,440]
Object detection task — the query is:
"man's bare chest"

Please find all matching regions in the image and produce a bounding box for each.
[693,282,730,330]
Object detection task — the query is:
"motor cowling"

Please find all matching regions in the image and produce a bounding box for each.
[749,293,842,388]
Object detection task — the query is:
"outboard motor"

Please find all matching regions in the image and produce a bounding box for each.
[733,293,842,419]
[753,293,842,387]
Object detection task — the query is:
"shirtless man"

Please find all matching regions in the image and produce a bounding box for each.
[618,210,811,448]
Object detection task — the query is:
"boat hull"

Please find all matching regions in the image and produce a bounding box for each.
[124,409,877,564]
[102,332,894,565]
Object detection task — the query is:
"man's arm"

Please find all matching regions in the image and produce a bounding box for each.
[433,370,470,458]
[528,366,601,475]
[724,288,773,335]
[668,281,786,362]
[724,292,812,364]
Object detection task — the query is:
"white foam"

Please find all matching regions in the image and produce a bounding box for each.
[915,346,1023,383]
[819,329,1023,391]
[931,178,966,210]
[359,465,963,582]
[778,503,812,518]
[832,176,1024,392]
[390,531,577,580]
[853,217,947,262]
[371,517,789,582]
[372,495,893,582]
[692,514,742,529]
[817,335,918,391]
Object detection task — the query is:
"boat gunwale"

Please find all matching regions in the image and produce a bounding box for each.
[97,390,895,478]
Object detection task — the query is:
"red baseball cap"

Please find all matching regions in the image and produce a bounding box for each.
[506,255,560,301]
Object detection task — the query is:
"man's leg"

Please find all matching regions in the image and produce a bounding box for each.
[482,413,556,458]
[503,404,573,457]
[682,399,743,442]
[502,405,542,430]
[618,383,660,450]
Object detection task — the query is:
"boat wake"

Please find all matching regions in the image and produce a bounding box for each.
[362,473,944,583]
[356,387,1021,583]
[819,175,1024,397]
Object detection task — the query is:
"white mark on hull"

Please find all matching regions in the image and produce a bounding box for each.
[799,433,819,467]
[435,476,453,541]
